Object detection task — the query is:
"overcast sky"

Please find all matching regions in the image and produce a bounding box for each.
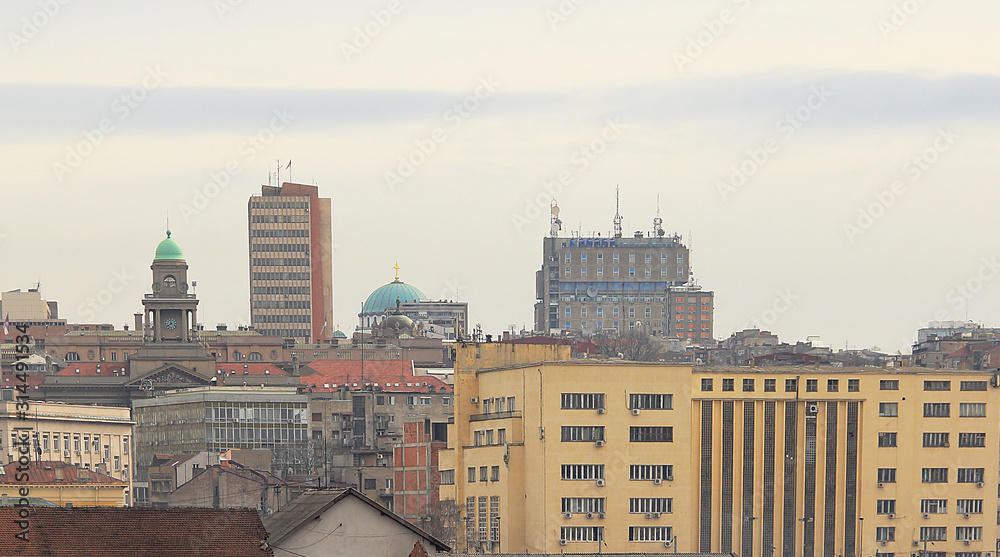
[3,0,999,353]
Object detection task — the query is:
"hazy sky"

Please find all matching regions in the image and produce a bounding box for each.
[3,0,999,353]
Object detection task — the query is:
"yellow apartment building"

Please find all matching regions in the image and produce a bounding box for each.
[440,342,1000,556]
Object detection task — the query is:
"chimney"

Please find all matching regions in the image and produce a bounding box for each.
[134,313,143,333]
[55,467,63,481]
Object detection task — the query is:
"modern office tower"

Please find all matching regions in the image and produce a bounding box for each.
[533,199,713,340]
[248,183,333,344]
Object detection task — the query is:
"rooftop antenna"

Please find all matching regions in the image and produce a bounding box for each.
[549,200,562,237]
[276,159,281,186]
[613,186,622,238]
[653,195,664,237]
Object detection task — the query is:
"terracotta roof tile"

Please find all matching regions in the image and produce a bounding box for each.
[215,363,288,376]
[0,506,272,556]
[54,362,130,376]
[300,360,449,393]
[0,461,126,486]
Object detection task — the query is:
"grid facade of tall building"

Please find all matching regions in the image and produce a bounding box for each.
[248,183,333,344]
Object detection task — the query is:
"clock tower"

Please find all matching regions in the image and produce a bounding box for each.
[143,230,198,343]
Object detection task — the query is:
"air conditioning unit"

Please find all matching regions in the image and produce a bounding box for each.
[943,442,949,447]
[977,481,985,487]
[597,513,605,519]
[596,479,605,487]
[922,513,930,519]
[64,450,70,456]
[664,539,673,548]
[877,482,884,488]
[595,440,605,448]
[586,513,594,519]
[666,475,674,481]
[888,513,895,519]
[652,513,661,518]
[597,408,605,415]
[913,540,920,546]
[645,513,653,519]
[632,409,640,416]
[75,450,81,455]
[564,513,572,519]
[653,478,662,485]
[880,540,888,546]
[559,540,568,546]
[964,540,972,546]
[964,513,971,519]
[470,397,479,404]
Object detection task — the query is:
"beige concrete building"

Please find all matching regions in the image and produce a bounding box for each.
[441,342,1000,556]
[0,401,133,498]
[249,182,334,345]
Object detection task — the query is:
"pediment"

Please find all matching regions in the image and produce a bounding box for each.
[125,364,210,387]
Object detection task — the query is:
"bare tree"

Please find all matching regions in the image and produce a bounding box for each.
[593,329,664,361]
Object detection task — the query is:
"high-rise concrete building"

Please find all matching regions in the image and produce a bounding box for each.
[440,342,1000,556]
[533,200,713,340]
[249,182,333,344]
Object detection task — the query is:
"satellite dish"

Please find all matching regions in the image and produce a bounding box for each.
[552,206,560,215]
[586,286,598,297]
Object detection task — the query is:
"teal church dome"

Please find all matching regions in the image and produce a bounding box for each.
[363,280,426,314]
[154,230,185,261]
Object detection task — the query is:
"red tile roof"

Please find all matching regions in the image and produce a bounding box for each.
[55,362,130,376]
[216,363,288,376]
[0,461,126,486]
[301,360,450,393]
[0,506,272,556]
[1,371,46,389]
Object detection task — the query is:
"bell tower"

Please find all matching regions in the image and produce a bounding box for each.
[142,230,199,342]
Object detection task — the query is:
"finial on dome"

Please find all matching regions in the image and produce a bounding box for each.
[166,229,172,238]
[394,262,400,281]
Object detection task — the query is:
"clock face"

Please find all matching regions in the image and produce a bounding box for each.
[164,276,177,288]
[151,282,161,293]
[178,282,189,293]
[164,317,178,330]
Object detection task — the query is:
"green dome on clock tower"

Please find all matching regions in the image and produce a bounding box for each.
[154,230,185,261]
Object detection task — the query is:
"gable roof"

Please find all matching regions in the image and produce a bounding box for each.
[263,487,450,552]
[0,461,126,486]
[301,360,450,393]
[0,506,272,556]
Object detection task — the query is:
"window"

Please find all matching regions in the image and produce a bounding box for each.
[764,379,776,392]
[406,396,417,406]
[480,466,488,482]
[923,403,950,417]
[443,397,451,407]
[956,526,982,542]
[875,527,895,542]
[880,379,899,390]
[785,378,797,392]
[958,432,986,447]
[630,426,672,442]
[878,432,897,447]
[83,436,90,452]
[561,464,604,480]
[921,468,948,483]
[629,394,672,410]
[956,499,983,514]
[441,470,455,485]
[474,431,484,446]
[561,426,605,442]
[479,497,487,542]
[485,430,494,445]
[613,253,619,263]
[923,433,949,447]
[921,499,947,513]
[312,412,322,422]
[957,468,984,483]
[73,436,80,452]
[482,399,493,413]
[42,434,49,451]
[364,478,376,490]
[848,379,860,392]
[743,379,755,392]
[827,379,839,392]
[507,397,516,412]
[630,464,673,481]
[629,498,672,513]
[489,496,500,542]
[498,429,506,445]
[961,380,988,391]
[806,379,818,392]
[53,435,60,451]
[562,497,605,514]
[920,526,946,541]
[701,378,713,392]
[877,468,896,483]
[879,403,898,417]
[465,498,475,543]
[561,526,603,542]
[923,380,951,391]
[420,397,431,406]
[468,467,476,483]
[722,379,734,392]
[491,466,500,482]
[629,526,672,542]
[960,403,986,417]
[876,499,896,515]
[561,393,605,410]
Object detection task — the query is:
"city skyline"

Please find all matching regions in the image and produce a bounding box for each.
[3,1,999,353]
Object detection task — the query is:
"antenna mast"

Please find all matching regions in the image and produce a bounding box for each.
[653,195,664,237]
[550,200,562,237]
[613,186,623,238]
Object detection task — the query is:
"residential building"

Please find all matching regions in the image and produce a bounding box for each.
[249,182,334,344]
[147,452,219,506]
[0,461,129,507]
[166,460,295,513]
[0,400,133,491]
[394,420,451,544]
[0,287,62,325]
[0,506,272,556]
[263,488,450,557]
[440,341,1000,556]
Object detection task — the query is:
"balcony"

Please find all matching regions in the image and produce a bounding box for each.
[470,411,521,422]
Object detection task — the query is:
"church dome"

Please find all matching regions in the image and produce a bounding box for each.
[154,230,185,261]
[363,280,426,314]
[332,329,347,339]
[384,313,414,331]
